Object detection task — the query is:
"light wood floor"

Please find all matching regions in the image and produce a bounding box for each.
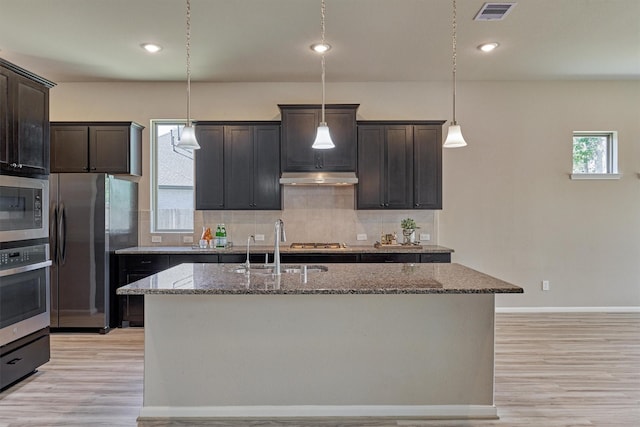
[0,313,637,427]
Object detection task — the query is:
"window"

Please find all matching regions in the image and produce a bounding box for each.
[151,120,194,232]
[571,131,620,180]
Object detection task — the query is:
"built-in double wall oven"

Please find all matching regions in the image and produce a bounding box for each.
[0,174,51,390]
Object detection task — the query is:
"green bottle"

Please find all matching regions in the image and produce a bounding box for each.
[220,224,227,248]
[215,224,223,248]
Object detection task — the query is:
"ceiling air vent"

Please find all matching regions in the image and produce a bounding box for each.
[474,2,516,21]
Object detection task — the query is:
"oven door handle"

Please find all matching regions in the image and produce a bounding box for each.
[58,203,66,265]
[0,260,52,278]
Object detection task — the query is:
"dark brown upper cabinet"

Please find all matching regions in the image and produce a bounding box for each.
[357,121,445,210]
[0,58,55,178]
[195,122,281,211]
[357,124,414,209]
[50,122,143,176]
[279,104,358,172]
[194,125,225,210]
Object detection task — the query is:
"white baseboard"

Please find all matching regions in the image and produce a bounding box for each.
[496,306,640,313]
[138,405,498,420]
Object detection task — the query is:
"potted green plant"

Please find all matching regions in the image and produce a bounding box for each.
[400,218,419,244]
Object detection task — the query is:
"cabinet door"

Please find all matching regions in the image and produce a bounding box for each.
[253,126,281,210]
[0,69,9,170]
[322,108,357,171]
[195,126,225,209]
[90,126,130,173]
[224,126,254,209]
[385,125,413,209]
[357,125,385,208]
[413,125,442,209]
[13,76,49,175]
[50,126,89,172]
[280,109,318,171]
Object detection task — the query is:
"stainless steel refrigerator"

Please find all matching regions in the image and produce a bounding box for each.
[49,174,138,332]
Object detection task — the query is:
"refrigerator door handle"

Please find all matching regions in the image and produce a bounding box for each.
[51,204,58,266]
[59,203,67,265]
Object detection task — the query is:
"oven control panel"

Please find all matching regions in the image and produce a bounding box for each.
[0,244,48,269]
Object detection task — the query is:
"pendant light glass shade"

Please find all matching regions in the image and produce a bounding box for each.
[176,0,200,151]
[312,122,335,149]
[443,124,467,148]
[176,125,200,150]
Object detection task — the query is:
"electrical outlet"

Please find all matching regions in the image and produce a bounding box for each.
[151,235,162,243]
[183,236,194,244]
[254,234,265,241]
[357,234,367,241]
[542,280,550,291]
[420,233,431,241]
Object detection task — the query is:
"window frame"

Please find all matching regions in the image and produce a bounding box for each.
[570,131,621,180]
[150,119,195,233]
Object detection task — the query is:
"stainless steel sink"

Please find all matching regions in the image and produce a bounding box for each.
[281,265,328,274]
[231,265,328,274]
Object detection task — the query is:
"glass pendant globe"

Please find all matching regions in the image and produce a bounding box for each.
[176,125,200,150]
[443,124,467,148]
[312,123,335,149]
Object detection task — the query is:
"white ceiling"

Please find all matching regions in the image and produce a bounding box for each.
[0,0,638,84]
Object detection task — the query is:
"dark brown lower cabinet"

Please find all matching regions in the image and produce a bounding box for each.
[118,254,218,327]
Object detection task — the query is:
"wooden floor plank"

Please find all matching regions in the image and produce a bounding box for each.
[0,313,637,426]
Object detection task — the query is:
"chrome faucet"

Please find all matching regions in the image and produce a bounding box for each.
[274,219,286,275]
[245,235,255,269]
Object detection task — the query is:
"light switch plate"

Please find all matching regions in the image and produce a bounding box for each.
[255,234,265,241]
[420,233,431,241]
[357,234,367,241]
[183,236,194,243]
[151,235,162,243]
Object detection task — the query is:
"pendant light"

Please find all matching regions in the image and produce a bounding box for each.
[443,0,467,148]
[311,0,335,150]
[176,0,200,150]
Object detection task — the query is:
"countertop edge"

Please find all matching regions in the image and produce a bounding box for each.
[115,245,455,255]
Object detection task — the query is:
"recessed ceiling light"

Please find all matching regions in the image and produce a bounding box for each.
[478,42,499,52]
[310,43,331,54]
[141,43,163,53]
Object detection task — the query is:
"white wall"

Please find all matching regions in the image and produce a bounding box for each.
[50,80,640,308]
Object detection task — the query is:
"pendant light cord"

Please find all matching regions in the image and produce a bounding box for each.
[451,0,458,125]
[186,0,193,127]
[320,0,327,124]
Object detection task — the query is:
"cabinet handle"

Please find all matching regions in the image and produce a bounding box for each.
[415,203,420,207]
[384,203,389,207]
[7,358,22,365]
[10,163,18,168]
[140,261,151,264]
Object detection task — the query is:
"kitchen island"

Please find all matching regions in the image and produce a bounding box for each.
[117,262,522,421]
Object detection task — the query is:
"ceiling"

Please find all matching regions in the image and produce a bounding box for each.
[0,0,638,84]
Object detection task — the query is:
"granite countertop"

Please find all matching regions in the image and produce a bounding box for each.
[116,262,522,295]
[115,244,454,255]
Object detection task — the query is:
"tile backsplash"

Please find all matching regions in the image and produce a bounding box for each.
[141,186,437,246]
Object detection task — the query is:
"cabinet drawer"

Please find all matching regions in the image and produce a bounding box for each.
[360,253,420,263]
[1,332,50,390]
[280,253,359,264]
[219,253,274,264]
[420,253,451,263]
[121,254,171,271]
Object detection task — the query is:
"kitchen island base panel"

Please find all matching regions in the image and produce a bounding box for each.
[142,293,496,419]
[138,404,498,419]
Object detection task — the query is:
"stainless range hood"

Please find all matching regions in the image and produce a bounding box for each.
[279,172,358,186]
